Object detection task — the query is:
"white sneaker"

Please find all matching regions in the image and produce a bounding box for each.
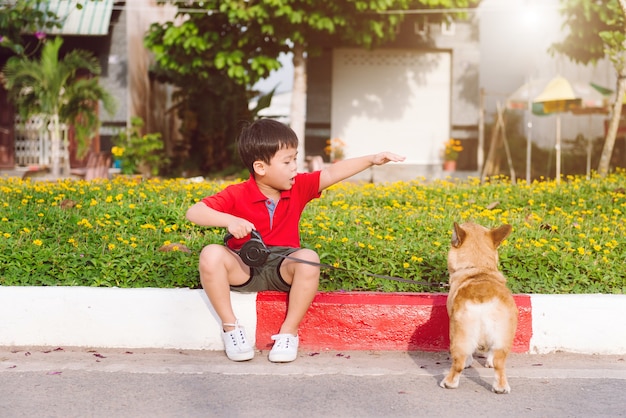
[221,321,254,361]
[269,334,299,363]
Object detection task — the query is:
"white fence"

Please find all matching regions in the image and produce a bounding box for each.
[14,116,67,166]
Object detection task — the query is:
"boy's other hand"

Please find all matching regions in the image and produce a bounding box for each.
[372,152,406,166]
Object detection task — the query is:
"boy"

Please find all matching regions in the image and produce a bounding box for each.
[186,119,405,362]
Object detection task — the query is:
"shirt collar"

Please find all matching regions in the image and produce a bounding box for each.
[245,173,292,202]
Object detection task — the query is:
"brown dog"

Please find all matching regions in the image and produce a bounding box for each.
[439,222,518,394]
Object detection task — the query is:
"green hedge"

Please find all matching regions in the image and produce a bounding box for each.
[1,171,625,294]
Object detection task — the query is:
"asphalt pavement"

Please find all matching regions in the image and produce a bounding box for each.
[1,346,625,417]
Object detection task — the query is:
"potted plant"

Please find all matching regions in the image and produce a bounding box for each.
[113,116,168,177]
[324,137,346,162]
[442,138,463,171]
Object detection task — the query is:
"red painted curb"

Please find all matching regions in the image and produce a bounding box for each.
[256,291,532,352]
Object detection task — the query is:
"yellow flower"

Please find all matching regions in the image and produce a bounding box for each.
[33,239,43,246]
[111,146,125,158]
[443,138,463,161]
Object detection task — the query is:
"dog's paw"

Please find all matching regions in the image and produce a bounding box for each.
[492,382,511,394]
[439,377,459,389]
[485,356,494,368]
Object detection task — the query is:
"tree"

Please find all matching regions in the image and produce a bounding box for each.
[147,0,480,172]
[551,0,626,177]
[144,6,287,174]
[0,0,62,58]
[2,36,117,177]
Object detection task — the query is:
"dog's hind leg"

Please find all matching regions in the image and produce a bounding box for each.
[440,316,475,389]
[440,334,474,389]
[439,351,467,389]
[490,348,511,394]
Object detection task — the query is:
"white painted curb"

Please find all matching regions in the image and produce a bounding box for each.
[529,294,626,355]
[1,287,626,354]
[0,287,256,350]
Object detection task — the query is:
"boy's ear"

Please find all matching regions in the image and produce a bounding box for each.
[252,160,265,176]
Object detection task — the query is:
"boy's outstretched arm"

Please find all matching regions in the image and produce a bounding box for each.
[318,152,405,191]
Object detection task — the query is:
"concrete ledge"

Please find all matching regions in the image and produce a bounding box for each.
[257,292,532,352]
[1,286,625,354]
[0,286,256,350]
[530,294,626,355]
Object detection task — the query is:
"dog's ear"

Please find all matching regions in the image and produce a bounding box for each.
[491,224,512,248]
[451,222,466,248]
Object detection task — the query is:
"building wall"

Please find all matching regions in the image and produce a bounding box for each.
[305,17,481,178]
[98,5,129,152]
[126,1,179,153]
[100,6,129,126]
[429,18,481,170]
[331,48,452,165]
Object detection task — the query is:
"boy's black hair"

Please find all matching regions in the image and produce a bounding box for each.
[237,118,299,173]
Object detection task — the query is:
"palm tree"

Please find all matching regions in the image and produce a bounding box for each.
[2,36,116,177]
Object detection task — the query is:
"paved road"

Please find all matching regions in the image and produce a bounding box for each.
[1,347,625,417]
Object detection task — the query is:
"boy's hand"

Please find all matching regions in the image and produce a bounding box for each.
[372,152,406,166]
[227,218,256,239]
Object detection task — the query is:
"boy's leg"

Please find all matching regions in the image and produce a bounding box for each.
[198,244,251,329]
[199,244,254,361]
[278,248,320,335]
[269,248,320,362]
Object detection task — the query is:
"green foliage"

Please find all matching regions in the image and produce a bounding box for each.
[1,171,625,294]
[2,36,117,158]
[113,117,169,177]
[144,7,269,175]
[0,0,62,57]
[551,0,625,67]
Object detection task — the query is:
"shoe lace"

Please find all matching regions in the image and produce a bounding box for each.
[224,321,248,346]
[271,334,295,349]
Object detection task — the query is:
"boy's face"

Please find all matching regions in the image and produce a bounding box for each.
[254,146,298,191]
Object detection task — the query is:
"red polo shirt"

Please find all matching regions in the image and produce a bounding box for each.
[201,171,322,249]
